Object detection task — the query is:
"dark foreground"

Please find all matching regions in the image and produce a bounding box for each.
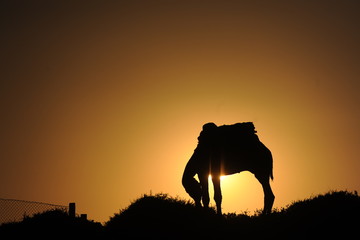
[1,190,359,239]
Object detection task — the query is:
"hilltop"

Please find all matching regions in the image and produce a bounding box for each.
[1,190,359,239]
[106,190,360,238]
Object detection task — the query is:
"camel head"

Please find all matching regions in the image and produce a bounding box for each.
[197,122,217,142]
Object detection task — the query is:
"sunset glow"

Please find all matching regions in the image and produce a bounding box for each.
[208,175,227,181]
[1,0,360,223]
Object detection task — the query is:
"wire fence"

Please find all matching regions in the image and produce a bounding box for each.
[0,198,68,225]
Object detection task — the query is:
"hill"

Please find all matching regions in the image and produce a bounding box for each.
[1,190,359,239]
[105,190,360,238]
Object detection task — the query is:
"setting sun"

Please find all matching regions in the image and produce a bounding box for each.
[220,176,227,181]
[208,175,227,181]
[1,0,359,223]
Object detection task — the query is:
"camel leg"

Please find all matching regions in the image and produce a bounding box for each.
[256,175,275,214]
[212,175,222,215]
[182,159,203,207]
[198,173,210,208]
[182,175,202,207]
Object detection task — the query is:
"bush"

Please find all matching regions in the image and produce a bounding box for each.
[105,191,360,238]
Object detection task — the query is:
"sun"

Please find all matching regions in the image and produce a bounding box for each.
[208,175,227,181]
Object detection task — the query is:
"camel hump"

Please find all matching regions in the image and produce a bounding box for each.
[233,122,257,134]
[202,122,217,131]
[198,122,258,143]
[217,122,258,143]
[219,122,257,136]
[202,122,256,133]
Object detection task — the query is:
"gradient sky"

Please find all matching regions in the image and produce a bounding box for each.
[1,0,360,223]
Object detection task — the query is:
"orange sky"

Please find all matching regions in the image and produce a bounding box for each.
[1,0,360,223]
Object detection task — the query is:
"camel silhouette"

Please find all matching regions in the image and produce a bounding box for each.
[182,122,275,215]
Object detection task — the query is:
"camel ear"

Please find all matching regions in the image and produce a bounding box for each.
[202,122,217,131]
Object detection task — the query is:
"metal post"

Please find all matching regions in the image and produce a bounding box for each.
[80,214,87,220]
[69,202,76,218]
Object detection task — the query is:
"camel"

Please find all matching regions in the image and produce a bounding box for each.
[182,122,275,215]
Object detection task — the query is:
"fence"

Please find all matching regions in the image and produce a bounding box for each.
[0,198,70,225]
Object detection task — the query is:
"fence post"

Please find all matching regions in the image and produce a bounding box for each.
[80,214,87,220]
[69,202,76,218]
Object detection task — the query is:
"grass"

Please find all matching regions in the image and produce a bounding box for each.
[1,190,359,239]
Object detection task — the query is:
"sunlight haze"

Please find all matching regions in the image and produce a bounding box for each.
[1,0,359,222]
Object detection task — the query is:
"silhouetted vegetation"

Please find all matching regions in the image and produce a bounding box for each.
[105,193,220,238]
[105,190,360,238]
[1,191,359,239]
[0,208,103,239]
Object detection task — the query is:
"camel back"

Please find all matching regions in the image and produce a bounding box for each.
[220,122,257,135]
[218,122,258,143]
[198,122,258,145]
